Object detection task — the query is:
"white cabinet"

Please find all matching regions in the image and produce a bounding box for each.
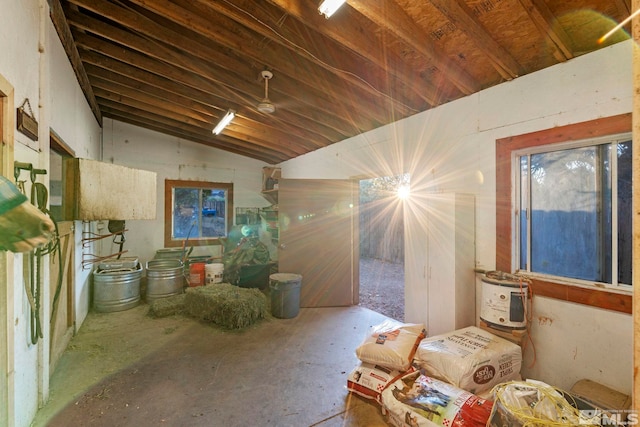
[420,193,475,336]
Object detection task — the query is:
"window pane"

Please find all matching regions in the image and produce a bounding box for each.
[165,179,233,247]
[602,145,612,284]
[618,140,632,284]
[519,156,528,270]
[201,188,226,238]
[173,188,199,238]
[529,147,607,281]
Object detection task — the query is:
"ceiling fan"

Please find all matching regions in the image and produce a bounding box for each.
[257,70,275,114]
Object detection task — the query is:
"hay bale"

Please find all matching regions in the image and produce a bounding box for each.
[148,293,186,318]
[184,283,267,329]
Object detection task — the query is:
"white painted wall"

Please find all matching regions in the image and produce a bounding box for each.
[101,119,271,266]
[48,15,101,335]
[5,1,50,425]
[281,41,633,394]
[1,1,101,425]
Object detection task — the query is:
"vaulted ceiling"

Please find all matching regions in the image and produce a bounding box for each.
[50,0,630,164]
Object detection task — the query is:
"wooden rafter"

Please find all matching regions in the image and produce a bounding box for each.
[48,0,628,162]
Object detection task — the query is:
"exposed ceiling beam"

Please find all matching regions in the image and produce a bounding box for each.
[81,55,351,143]
[517,0,574,61]
[348,0,481,95]
[429,0,524,80]
[100,101,287,162]
[124,0,413,125]
[192,0,429,110]
[265,0,457,107]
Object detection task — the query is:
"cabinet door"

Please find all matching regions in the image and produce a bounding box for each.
[425,193,475,336]
[426,194,457,336]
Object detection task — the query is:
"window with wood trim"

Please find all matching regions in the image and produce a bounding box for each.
[164,179,233,247]
[516,135,631,285]
[496,114,632,314]
[50,130,75,223]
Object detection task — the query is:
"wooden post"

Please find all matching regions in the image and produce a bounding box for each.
[0,73,16,427]
[634,0,640,413]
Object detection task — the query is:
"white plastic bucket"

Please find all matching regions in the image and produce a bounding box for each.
[205,263,224,284]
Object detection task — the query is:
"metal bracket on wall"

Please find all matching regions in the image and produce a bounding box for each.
[81,227,129,270]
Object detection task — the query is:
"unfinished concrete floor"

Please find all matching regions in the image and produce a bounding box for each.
[31,299,390,426]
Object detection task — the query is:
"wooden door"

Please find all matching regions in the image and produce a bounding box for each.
[49,221,74,373]
[277,179,357,307]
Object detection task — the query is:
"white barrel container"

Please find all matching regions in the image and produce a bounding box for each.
[480,272,528,330]
[205,263,224,284]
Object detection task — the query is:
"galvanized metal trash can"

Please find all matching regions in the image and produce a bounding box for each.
[269,273,302,319]
[93,264,142,312]
[153,247,184,260]
[146,259,185,303]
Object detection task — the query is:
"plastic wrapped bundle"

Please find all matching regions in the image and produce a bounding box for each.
[489,380,602,426]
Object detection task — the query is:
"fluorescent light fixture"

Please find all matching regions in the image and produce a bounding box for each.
[212,109,235,135]
[318,0,346,18]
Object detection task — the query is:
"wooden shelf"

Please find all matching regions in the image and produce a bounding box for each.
[261,189,278,204]
[261,166,280,205]
[479,320,528,347]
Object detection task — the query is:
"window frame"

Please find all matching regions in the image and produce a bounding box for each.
[514,134,631,287]
[164,179,233,248]
[496,113,632,314]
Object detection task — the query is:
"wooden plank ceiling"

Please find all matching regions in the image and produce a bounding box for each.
[50,0,630,164]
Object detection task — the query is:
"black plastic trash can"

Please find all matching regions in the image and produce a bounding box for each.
[269,273,302,319]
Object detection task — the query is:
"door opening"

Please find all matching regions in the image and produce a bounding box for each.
[358,174,408,321]
[48,134,76,374]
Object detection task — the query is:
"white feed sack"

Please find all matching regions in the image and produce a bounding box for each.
[414,326,522,395]
[356,319,426,372]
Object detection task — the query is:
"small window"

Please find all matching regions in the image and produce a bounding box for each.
[50,130,76,223]
[515,134,632,288]
[164,179,233,247]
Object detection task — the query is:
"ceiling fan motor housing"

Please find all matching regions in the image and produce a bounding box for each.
[258,101,276,114]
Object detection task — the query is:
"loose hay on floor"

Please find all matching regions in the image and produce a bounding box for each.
[148,294,186,318]
[184,283,268,329]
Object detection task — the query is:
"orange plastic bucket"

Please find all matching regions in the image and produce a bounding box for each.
[188,262,206,287]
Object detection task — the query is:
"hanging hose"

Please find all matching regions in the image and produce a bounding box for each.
[33,182,64,337]
[33,180,63,343]
[17,167,62,345]
[29,175,46,344]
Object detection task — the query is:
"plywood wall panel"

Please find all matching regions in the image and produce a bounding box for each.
[64,158,156,220]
